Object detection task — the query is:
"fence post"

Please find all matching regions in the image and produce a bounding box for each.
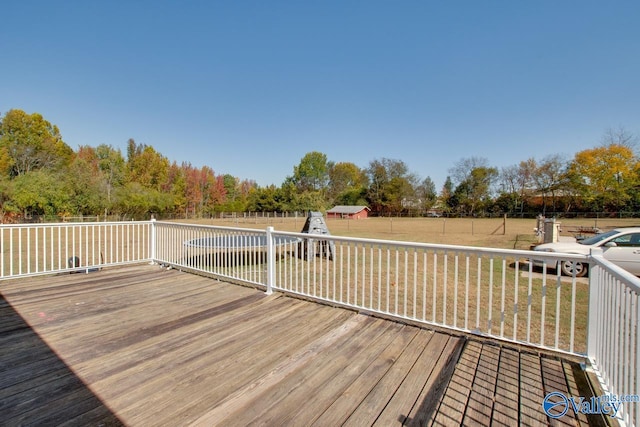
[265,226,275,295]
[586,248,603,362]
[503,214,506,235]
[150,218,157,264]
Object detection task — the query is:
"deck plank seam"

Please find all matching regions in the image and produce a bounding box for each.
[429,339,482,426]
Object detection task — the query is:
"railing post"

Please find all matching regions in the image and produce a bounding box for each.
[150,219,157,264]
[265,226,275,295]
[586,248,603,362]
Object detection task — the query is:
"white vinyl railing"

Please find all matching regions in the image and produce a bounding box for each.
[151,222,591,355]
[0,221,153,278]
[1,219,639,425]
[153,221,272,285]
[587,252,640,427]
[268,229,591,356]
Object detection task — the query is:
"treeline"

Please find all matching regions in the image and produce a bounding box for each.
[0,109,638,221]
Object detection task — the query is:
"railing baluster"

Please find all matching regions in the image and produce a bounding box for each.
[58,227,62,270]
[623,287,631,425]
[540,263,547,347]
[403,249,408,318]
[18,228,22,275]
[413,250,418,320]
[361,244,366,307]
[34,226,38,274]
[394,250,399,315]
[499,257,506,338]
[422,251,427,321]
[10,228,14,275]
[1,228,4,276]
[346,244,351,304]
[615,283,623,395]
[555,273,562,349]
[386,248,391,313]
[353,245,358,305]
[464,254,469,331]
[512,260,519,342]
[453,254,459,329]
[90,225,95,266]
[476,256,481,331]
[442,251,448,325]
[432,252,437,323]
[377,246,382,312]
[567,267,577,353]
[369,245,374,309]
[527,259,533,344]
[636,294,640,427]
[488,257,494,335]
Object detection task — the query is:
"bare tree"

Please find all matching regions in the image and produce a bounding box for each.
[449,157,490,185]
[532,154,568,215]
[600,126,638,151]
[500,158,537,214]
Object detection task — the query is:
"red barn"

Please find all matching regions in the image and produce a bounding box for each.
[326,205,370,219]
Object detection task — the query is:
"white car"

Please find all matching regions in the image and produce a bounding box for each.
[533,227,640,277]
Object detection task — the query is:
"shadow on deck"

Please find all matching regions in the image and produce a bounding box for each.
[0,291,123,425]
[0,265,604,426]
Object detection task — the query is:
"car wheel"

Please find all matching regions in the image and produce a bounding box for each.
[560,260,588,277]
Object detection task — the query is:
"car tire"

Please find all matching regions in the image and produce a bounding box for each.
[560,260,588,277]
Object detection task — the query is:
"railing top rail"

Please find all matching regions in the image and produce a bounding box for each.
[0,220,154,228]
[154,221,265,234]
[270,229,589,260]
[590,250,640,293]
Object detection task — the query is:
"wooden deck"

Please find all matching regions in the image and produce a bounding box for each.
[0,265,599,426]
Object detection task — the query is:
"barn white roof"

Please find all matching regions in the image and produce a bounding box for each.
[326,205,370,214]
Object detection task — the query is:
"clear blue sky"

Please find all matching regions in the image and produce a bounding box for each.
[2,1,638,189]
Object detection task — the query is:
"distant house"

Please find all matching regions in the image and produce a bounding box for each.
[326,205,370,219]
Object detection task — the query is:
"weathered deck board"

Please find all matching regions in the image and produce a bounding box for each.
[431,340,482,426]
[465,343,499,425]
[1,265,461,426]
[0,265,599,426]
[403,335,464,425]
[429,341,597,426]
[492,347,520,426]
[209,316,392,426]
[0,291,123,426]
